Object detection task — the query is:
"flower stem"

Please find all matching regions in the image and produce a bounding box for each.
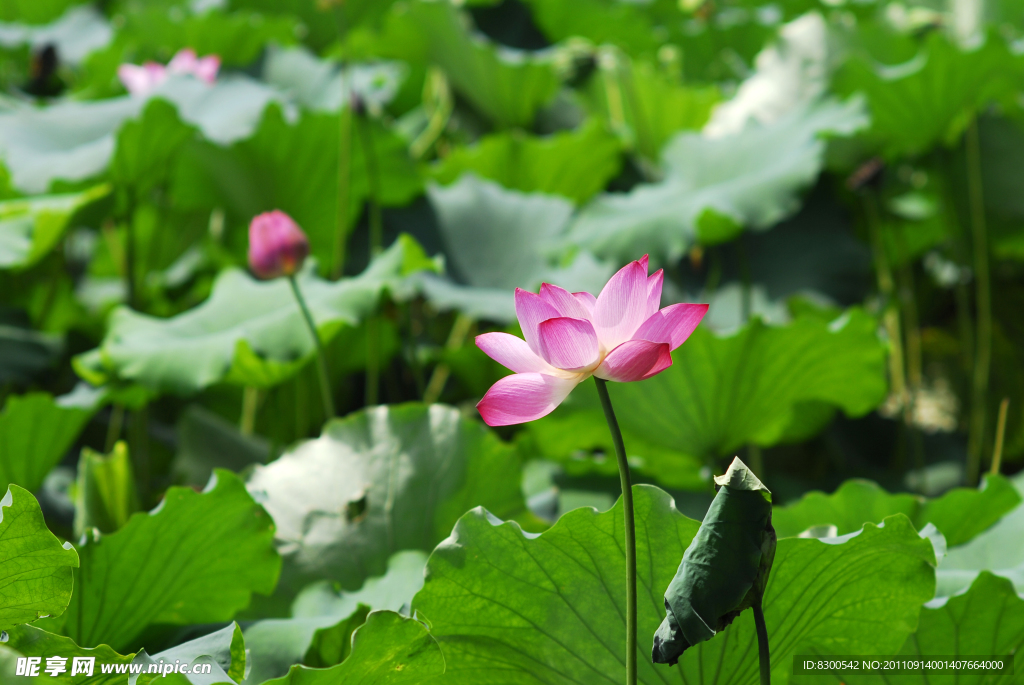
[753,593,771,685]
[594,378,637,685]
[965,117,992,486]
[289,275,336,420]
[332,105,353,280]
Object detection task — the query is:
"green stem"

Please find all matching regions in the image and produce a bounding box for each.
[865,194,908,406]
[332,106,353,279]
[595,378,637,685]
[357,113,383,257]
[240,386,259,436]
[365,316,380,407]
[105,404,125,453]
[289,276,336,419]
[965,117,992,486]
[753,594,771,685]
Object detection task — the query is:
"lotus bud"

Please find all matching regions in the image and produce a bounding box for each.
[248,210,310,279]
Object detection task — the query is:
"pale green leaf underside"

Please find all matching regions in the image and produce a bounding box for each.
[411,485,935,685]
[246,403,527,592]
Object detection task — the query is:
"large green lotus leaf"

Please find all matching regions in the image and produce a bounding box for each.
[411,484,936,684]
[62,469,280,652]
[834,32,1020,159]
[0,6,111,66]
[0,0,82,24]
[243,550,427,683]
[245,403,529,592]
[934,471,1024,599]
[0,393,93,496]
[0,76,287,193]
[396,0,559,128]
[774,474,1021,546]
[78,235,429,394]
[430,120,622,204]
[817,572,1024,685]
[4,622,246,685]
[525,310,887,489]
[261,611,444,685]
[422,174,612,322]
[0,485,79,632]
[3,626,132,685]
[580,59,720,160]
[0,185,109,270]
[229,0,398,52]
[567,97,867,263]
[171,105,422,272]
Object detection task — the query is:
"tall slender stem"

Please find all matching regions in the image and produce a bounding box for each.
[752,594,771,685]
[865,194,908,406]
[357,113,383,257]
[965,117,992,486]
[333,107,353,279]
[991,398,1009,476]
[240,386,259,436]
[289,276,336,419]
[595,378,637,685]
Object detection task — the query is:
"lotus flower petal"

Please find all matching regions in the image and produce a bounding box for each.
[595,340,672,382]
[476,332,555,374]
[573,291,597,316]
[540,283,591,319]
[593,259,648,351]
[537,317,599,371]
[646,269,664,318]
[633,303,709,350]
[476,373,579,426]
[514,288,560,354]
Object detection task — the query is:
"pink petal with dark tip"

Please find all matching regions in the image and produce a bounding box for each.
[537,317,599,371]
[476,373,579,426]
[594,340,672,382]
[632,303,709,350]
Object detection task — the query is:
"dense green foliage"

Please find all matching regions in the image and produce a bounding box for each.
[1,0,1023,683]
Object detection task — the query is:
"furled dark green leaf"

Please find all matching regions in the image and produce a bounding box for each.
[834,32,1020,159]
[76,235,432,394]
[0,393,93,496]
[0,185,110,270]
[173,405,270,488]
[430,120,622,204]
[246,403,529,592]
[411,485,936,684]
[72,442,141,538]
[567,97,867,263]
[832,572,1024,685]
[526,310,887,489]
[260,611,444,685]
[654,457,775,665]
[302,605,371,670]
[0,485,79,632]
[774,474,1021,546]
[0,309,63,385]
[62,470,280,652]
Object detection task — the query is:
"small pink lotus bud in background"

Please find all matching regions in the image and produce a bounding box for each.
[248,210,310,279]
[118,48,220,95]
[117,62,167,95]
[167,48,220,84]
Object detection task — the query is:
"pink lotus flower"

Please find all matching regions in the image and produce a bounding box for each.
[118,48,220,96]
[248,210,310,280]
[476,257,708,426]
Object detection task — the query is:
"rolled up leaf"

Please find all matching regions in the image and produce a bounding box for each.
[653,457,776,665]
